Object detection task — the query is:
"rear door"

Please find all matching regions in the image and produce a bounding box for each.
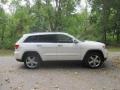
[24,34,58,61]
[37,34,58,61]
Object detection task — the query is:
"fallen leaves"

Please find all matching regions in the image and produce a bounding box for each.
[52,84,60,90]
[5,78,10,83]
[74,72,78,75]
[0,83,3,86]
[112,56,120,68]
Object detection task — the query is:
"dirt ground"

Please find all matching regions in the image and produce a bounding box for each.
[0,52,120,90]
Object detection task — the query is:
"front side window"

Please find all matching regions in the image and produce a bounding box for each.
[57,34,73,43]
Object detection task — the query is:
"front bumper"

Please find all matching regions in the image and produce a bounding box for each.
[16,59,23,62]
[103,49,108,60]
[104,58,107,61]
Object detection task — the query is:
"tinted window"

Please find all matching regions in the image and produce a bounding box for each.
[24,34,57,43]
[24,35,39,42]
[39,34,57,43]
[57,34,73,43]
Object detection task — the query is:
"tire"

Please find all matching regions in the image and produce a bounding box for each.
[83,52,104,68]
[23,52,41,69]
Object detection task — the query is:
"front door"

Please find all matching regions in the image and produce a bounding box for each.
[56,34,80,60]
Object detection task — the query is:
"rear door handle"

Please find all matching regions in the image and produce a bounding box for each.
[36,45,42,47]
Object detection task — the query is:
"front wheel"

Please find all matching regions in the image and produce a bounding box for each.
[84,52,104,68]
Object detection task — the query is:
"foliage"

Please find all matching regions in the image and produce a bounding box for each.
[88,0,120,45]
[0,0,120,49]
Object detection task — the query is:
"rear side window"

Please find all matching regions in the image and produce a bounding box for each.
[39,35,56,43]
[24,34,57,43]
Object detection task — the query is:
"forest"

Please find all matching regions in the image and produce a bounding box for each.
[0,0,120,49]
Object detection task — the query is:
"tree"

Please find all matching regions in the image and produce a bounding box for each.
[0,6,7,48]
[88,0,120,44]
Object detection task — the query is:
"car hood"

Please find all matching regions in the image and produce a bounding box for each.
[80,40,105,46]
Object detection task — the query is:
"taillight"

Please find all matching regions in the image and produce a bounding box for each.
[15,44,19,49]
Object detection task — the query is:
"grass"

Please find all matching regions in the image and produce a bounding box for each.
[107,46,120,52]
[0,49,13,56]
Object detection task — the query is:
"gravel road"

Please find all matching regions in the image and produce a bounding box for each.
[0,52,120,90]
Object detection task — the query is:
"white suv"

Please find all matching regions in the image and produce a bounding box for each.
[14,32,107,69]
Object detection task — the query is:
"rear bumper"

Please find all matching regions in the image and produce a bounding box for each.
[14,50,23,61]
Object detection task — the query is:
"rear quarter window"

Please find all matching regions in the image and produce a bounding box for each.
[24,36,39,43]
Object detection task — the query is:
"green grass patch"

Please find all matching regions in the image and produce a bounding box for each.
[107,46,120,52]
[0,49,13,56]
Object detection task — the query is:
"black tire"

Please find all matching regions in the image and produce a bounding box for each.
[83,52,104,68]
[23,52,41,69]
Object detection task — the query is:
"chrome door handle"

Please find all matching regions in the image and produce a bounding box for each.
[37,45,42,47]
[58,44,63,47]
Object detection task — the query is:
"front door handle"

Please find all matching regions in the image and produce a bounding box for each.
[57,44,63,47]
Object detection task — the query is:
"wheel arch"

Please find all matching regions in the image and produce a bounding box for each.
[22,51,42,62]
[83,49,104,60]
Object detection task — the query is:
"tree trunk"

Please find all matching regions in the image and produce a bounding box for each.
[101,0,110,44]
[116,29,120,44]
[1,29,5,45]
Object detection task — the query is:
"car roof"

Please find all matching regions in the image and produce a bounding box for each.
[23,32,68,36]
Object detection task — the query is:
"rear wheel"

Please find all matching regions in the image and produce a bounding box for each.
[84,52,104,68]
[24,53,41,69]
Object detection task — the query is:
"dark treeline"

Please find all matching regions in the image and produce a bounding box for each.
[0,0,120,49]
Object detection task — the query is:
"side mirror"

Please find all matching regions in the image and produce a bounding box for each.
[73,40,78,44]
